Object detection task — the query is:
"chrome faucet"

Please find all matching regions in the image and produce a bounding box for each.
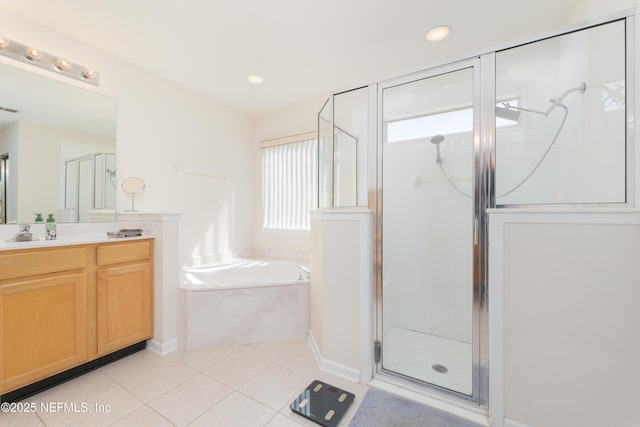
[297,265,311,280]
[6,222,34,242]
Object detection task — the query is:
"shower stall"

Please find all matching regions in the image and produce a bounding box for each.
[64,152,116,222]
[318,15,632,409]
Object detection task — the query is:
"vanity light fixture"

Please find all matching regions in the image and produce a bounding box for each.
[247,74,265,85]
[426,25,451,42]
[0,36,99,86]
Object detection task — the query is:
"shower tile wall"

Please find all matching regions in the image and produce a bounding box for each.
[383,136,472,344]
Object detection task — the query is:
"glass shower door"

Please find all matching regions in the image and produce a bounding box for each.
[380,64,478,397]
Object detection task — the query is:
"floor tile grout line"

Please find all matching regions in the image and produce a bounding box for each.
[171,346,240,373]
[200,358,274,390]
[145,376,235,427]
[21,339,343,427]
[139,402,179,427]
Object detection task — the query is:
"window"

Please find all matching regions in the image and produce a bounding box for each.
[387,100,519,143]
[261,138,318,230]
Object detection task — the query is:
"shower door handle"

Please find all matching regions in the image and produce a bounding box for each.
[473,218,479,245]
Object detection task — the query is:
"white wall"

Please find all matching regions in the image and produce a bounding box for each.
[0,7,255,265]
[570,0,638,22]
[252,98,324,260]
[310,209,374,383]
[489,210,640,427]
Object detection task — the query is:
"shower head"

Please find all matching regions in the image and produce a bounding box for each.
[496,105,522,121]
[430,135,445,144]
[549,82,587,110]
[430,135,443,164]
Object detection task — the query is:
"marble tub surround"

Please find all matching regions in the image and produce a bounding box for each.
[179,258,311,350]
[180,283,310,349]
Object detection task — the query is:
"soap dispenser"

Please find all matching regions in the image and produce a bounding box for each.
[45,214,57,240]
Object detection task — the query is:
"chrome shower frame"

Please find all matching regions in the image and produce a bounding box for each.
[372,57,488,408]
[368,11,635,414]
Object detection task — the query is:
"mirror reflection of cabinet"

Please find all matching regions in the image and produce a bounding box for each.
[64,153,116,222]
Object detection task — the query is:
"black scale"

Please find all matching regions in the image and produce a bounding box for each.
[290,380,355,427]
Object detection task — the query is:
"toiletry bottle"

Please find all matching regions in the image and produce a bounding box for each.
[45,214,57,240]
[34,213,43,223]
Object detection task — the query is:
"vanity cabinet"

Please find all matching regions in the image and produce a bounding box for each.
[96,240,153,355]
[0,238,153,395]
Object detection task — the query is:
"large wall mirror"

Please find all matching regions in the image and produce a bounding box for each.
[0,62,116,224]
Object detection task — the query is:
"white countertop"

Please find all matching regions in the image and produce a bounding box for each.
[0,234,153,251]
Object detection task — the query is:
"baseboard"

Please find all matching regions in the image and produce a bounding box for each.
[504,418,533,427]
[308,331,361,383]
[147,338,179,355]
[1,341,146,403]
[308,330,322,366]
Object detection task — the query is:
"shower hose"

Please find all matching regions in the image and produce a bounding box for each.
[438,103,569,199]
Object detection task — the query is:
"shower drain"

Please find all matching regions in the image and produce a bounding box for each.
[432,364,448,373]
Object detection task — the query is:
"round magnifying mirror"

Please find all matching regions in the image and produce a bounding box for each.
[121,176,145,211]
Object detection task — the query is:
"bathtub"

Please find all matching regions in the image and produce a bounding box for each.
[178,259,310,350]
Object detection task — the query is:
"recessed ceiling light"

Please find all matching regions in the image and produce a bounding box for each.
[426,25,451,42]
[247,74,264,85]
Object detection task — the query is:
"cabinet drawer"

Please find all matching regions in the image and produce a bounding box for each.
[0,247,86,281]
[97,240,152,266]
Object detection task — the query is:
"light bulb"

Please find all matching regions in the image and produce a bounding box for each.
[25,48,41,61]
[54,59,71,71]
[81,69,95,79]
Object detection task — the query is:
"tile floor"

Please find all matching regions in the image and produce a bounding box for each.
[383,327,472,395]
[0,339,369,427]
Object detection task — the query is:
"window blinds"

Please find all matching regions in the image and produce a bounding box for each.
[261,139,318,230]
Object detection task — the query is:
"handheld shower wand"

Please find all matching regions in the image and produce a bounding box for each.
[430,135,444,164]
[502,82,587,117]
[434,82,588,199]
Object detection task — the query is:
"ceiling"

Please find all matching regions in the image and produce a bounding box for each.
[0,0,583,116]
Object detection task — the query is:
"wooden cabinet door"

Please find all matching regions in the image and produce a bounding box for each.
[0,273,88,393]
[97,262,152,355]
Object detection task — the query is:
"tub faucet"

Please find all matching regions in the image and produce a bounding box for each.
[297,265,311,280]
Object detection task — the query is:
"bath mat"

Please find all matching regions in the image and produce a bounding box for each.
[348,388,483,427]
[290,380,355,427]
